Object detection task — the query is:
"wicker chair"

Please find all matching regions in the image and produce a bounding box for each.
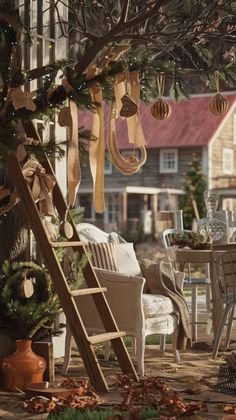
[62,223,182,376]
[213,250,236,358]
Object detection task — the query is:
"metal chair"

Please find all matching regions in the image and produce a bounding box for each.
[161,228,212,341]
[213,250,236,358]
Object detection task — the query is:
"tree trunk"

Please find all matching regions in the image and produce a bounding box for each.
[0,167,28,267]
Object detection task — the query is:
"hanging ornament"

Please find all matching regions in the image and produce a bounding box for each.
[59,209,74,239]
[19,277,35,299]
[58,107,72,127]
[108,104,147,175]
[209,71,228,115]
[120,71,138,118]
[151,74,172,121]
[8,87,36,111]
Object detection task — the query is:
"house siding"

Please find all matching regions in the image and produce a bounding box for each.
[79,147,203,191]
[211,109,236,190]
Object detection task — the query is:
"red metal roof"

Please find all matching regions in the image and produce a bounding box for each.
[78,94,236,149]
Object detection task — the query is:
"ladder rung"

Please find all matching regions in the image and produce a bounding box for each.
[88,331,126,345]
[51,241,88,248]
[70,287,107,297]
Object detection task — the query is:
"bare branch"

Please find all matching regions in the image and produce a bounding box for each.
[119,0,130,23]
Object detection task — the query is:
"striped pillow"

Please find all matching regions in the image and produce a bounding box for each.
[86,242,118,271]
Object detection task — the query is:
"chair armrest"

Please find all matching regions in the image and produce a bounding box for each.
[76,268,146,334]
[94,267,145,291]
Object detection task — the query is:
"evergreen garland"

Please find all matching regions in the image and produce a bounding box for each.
[0,260,61,340]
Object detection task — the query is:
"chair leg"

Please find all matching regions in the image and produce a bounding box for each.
[213,304,232,359]
[191,286,198,342]
[172,328,180,363]
[225,304,235,351]
[62,326,72,375]
[136,333,146,377]
[131,336,137,356]
[205,283,211,313]
[205,316,212,335]
[159,334,166,353]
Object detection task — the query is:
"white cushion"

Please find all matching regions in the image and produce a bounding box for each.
[77,223,109,243]
[142,294,174,318]
[145,314,178,334]
[115,242,142,277]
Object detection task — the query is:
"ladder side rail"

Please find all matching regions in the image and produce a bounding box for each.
[22,121,138,380]
[7,154,109,391]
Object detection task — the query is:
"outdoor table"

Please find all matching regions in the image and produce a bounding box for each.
[174,243,236,341]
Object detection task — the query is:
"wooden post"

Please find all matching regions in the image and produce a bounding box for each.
[122,191,127,232]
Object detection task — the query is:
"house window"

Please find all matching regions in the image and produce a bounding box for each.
[79,194,92,219]
[160,149,178,173]
[104,193,122,229]
[222,148,234,174]
[104,152,112,174]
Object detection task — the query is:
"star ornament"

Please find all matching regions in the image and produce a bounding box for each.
[9,87,36,111]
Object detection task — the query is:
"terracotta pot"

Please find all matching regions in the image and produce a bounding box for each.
[1,339,46,391]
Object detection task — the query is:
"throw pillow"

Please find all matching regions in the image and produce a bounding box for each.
[86,242,118,271]
[115,242,143,277]
[140,259,162,294]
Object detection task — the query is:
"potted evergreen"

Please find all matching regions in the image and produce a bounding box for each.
[0,260,60,391]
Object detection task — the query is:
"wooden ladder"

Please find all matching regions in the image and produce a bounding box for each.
[6,123,138,392]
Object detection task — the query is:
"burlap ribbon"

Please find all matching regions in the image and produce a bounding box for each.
[85,46,131,213]
[89,84,106,213]
[22,158,56,218]
[67,100,81,207]
[0,158,56,218]
[114,71,146,146]
[108,103,147,175]
[60,80,81,207]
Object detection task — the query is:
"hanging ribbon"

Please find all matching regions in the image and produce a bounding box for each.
[22,158,56,218]
[85,49,127,214]
[67,100,81,207]
[114,71,146,146]
[89,84,106,213]
[108,103,147,175]
[61,79,81,207]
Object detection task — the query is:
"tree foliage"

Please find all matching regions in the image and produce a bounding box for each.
[179,156,207,230]
[0,0,236,137]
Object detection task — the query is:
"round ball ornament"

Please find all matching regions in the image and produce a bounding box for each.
[151,97,172,121]
[209,93,228,115]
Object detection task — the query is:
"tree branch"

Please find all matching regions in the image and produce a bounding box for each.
[119,0,130,24]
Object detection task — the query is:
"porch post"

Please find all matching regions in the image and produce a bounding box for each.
[151,194,158,238]
[122,191,128,232]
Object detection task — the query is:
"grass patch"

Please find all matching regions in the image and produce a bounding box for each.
[123,335,172,347]
[183,288,206,297]
[48,407,162,419]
